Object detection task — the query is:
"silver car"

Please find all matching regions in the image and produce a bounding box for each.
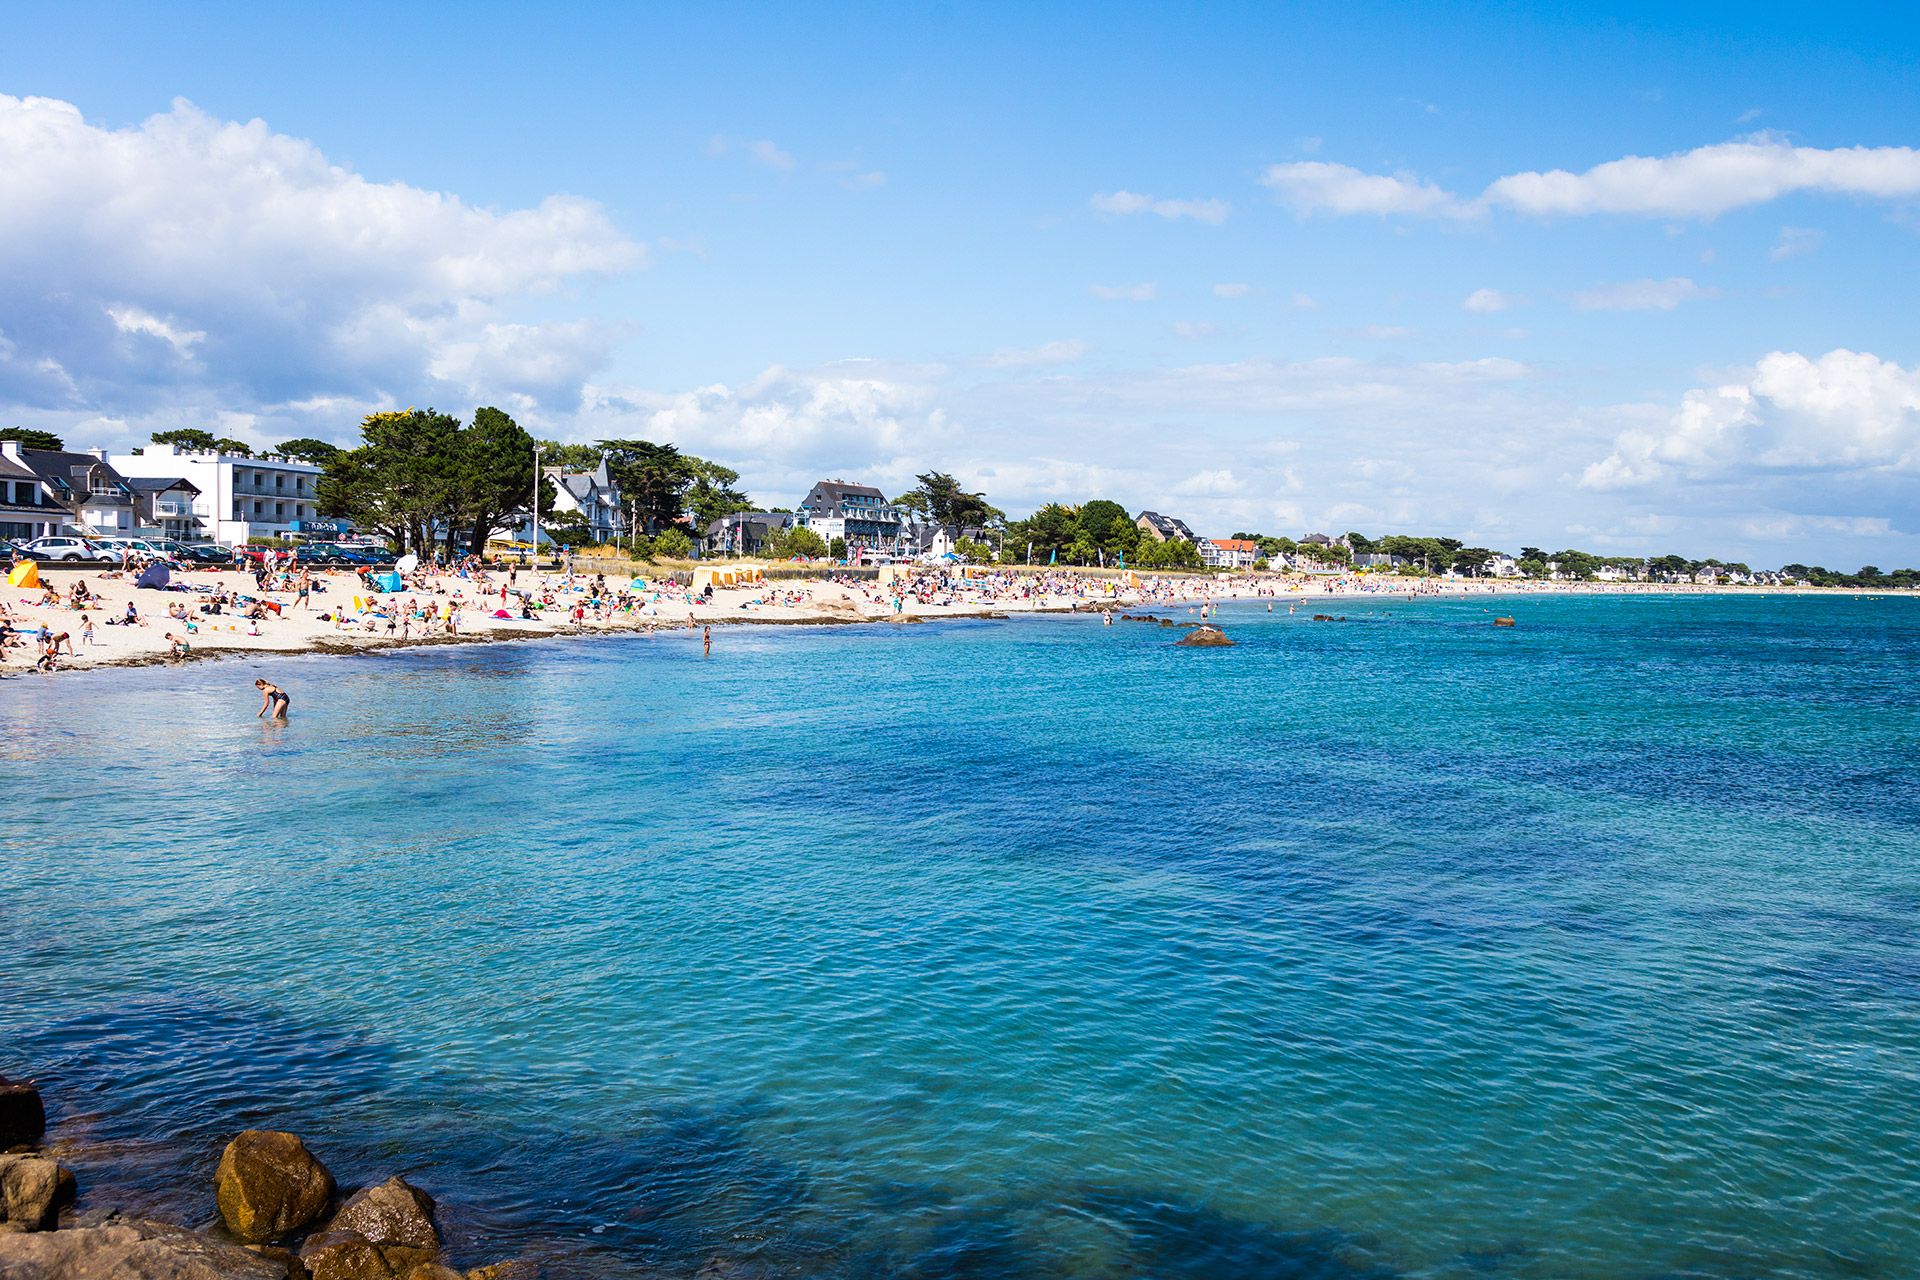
[23,536,100,561]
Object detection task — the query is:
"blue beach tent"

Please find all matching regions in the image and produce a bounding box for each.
[373,571,405,592]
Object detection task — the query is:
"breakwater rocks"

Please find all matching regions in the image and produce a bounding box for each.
[0,1076,533,1280]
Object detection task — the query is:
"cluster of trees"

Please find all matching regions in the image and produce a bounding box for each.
[995,499,1203,567]
[313,408,542,556]
[892,472,1002,530]
[1781,563,1919,589]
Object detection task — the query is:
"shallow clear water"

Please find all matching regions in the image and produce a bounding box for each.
[3,594,1918,1280]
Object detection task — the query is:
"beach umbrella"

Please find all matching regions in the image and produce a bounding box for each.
[395,553,420,573]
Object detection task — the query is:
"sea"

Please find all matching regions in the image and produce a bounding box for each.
[2,592,1917,1280]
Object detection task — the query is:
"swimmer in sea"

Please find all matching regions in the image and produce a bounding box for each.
[255,678,290,720]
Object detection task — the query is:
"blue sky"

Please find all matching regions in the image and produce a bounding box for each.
[2,1,1918,565]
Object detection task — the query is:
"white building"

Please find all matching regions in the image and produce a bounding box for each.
[1485,554,1521,578]
[109,443,327,545]
[1198,537,1260,569]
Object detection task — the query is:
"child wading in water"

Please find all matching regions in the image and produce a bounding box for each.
[255,679,291,720]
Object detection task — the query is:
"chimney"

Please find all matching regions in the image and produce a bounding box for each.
[0,440,19,461]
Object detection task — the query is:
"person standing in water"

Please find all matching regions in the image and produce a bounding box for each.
[255,678,290,720]
[703,626,712,658]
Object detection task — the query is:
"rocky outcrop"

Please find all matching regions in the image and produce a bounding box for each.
[1175,625,1234,647]
[0,1156,76,1232]
[213,1131,336,1243]
[0,1214,284,1279]
[299,1176,440,1278]
[0,1081,45,1154]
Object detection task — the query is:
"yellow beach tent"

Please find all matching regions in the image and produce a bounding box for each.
[7,561,40,589]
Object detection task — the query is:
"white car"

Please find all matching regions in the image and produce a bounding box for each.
[23,535,101,561]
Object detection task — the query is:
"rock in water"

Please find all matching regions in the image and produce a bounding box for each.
[0,1155,76,1231]
[0,1079,45,1153]
[1175,625,1234,647]
[0,1215,283,1279]
[214,1131,335,1243]
[321,1176,439,1270]
[302,1229,406,1280]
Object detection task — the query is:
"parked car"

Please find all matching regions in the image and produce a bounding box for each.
[90,536,171,561]
[150,539,228,564]
[22,535,101,561]
[296,542,387,566]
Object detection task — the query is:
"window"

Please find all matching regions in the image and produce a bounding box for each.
[253,501,262,516]
[274,502,284,518]
[275,475,284,490]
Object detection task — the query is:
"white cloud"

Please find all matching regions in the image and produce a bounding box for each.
[1212,282,1253,298]
[1291,293,1320,310]
[1172,321,1218,339]
[1090,190,1229,224]
[1572,277,1712,311]
[1485,137,1920,218]
[1582,348,1920,489]
[106,305,206,357]
[1089,282,1158,301]
[1266,137,1920,221]
[0,94,642,437]
[1462,288,1524,314]
[1261,161,1464,217]
[980,339,1090,368]
[582,360,951,497]
[746,138,796,170]
[1351,324,1417,340]
[1770,226,1823,261]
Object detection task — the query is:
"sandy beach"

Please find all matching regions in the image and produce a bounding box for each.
[1,558,1905,677]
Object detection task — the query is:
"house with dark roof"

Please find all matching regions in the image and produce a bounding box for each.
[544,458,625,543]
[11,446,137,536]
[1135,510,1198,543]
[701,511,793,557]
[0,443,68,542]
[125,476,205,540]
[795,480,907,555]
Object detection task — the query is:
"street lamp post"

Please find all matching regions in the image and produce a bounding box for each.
[532,444,544,567]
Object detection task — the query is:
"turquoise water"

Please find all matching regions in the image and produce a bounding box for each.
[3,594,1918,1279]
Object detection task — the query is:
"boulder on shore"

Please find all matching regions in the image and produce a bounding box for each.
[302,1228,416,1280]
[325,1176,440,1259]
[1175,625,1234,647]
[0,1079,45,1153]
[0,1154,76,1232]
[214,1130,336,1244]
[0,1214,284,1279]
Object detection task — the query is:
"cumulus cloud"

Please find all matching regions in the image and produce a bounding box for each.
[1265,137,1920,221]
[979,339,1090,368]
[1261,161,1464,217]
[1090,190,1229,224]
[1770,226,1824,261]
[580,360,953,496]
[1572,277,1712,311]
[1463,288,1524,313]
[1089,282,1158,301]
[0,94,642,443]
[1581,348,1920,489]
